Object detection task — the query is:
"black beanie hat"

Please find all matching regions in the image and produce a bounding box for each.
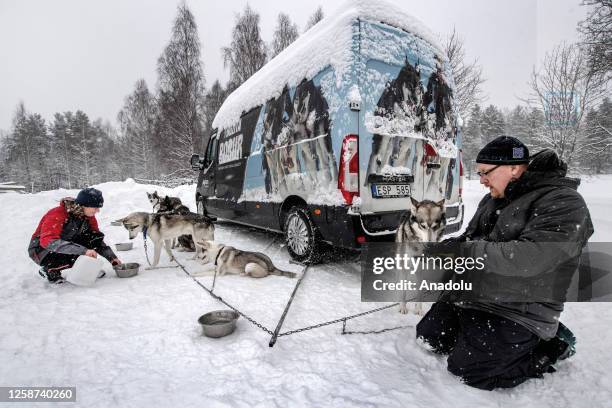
[75,187,104,208]
[476,136,529,165]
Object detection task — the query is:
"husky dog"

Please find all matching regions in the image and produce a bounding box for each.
[147,191,182,212]
[116,212,214,268]
[146,191,195,251]
[396,197,446,314]
[194,240,296,279]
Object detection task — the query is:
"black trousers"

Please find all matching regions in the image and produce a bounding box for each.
[416,302,547,390]
[40,253,79,282]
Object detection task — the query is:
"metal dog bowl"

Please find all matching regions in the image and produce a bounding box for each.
[198,310,240,338]
[114,263,140,278]
[115,242,133,251]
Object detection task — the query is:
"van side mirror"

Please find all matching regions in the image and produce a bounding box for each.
[190,154,204,170]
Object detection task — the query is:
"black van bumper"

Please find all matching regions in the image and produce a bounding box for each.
[311,201,464,250]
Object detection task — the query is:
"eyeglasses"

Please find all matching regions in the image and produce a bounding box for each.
[476,165,501,178]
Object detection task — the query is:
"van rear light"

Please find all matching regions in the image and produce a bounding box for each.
[338,134,359,205]
[356,235,366,244]
[424,142,441,169]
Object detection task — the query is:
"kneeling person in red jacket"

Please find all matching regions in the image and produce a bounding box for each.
[28,187,121,283]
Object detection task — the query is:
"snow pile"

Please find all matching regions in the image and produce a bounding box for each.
[212,0,445,130]
[348,84,362,105]
[1,177,611,407]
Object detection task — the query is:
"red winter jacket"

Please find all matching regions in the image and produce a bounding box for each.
[28,199,116,264]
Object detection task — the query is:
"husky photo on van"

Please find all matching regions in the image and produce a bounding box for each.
[191,4,464,263]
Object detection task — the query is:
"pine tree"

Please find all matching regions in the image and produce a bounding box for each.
[271,13,299,58]
[583,97,612,173]
[203,80,227,140]
[480,105,505,143]
[118,79,157,179]
[222,4,267,90]
[157,3,206,176]
[461,104,483,178]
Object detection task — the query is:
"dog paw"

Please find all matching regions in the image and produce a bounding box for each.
[398,305,408,314]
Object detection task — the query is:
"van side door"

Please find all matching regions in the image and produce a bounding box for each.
[198,131,218,201]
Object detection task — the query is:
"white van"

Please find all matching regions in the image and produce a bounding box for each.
[192,1,464,262]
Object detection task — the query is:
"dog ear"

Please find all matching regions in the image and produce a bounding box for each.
[410,197,420,211]
[436,199,445,208]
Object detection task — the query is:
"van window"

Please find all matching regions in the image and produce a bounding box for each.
[204,133,218,168]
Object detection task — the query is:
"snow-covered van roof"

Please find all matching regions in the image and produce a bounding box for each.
[212,0,445,130]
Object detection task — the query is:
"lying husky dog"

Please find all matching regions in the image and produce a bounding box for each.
[195,240,296,278]
[116,212,214,268]
[147,191,195,251]
[396,197,446,314]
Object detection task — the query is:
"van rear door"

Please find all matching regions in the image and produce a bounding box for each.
[357,20,458,221]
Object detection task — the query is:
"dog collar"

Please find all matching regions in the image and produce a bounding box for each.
[214,245,225,266]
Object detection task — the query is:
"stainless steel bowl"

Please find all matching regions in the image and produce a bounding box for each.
[198,310,240,338]
[115,242,133,251]
[114,263,140,278]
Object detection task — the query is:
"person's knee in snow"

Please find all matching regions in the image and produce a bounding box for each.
[416,302,460,354]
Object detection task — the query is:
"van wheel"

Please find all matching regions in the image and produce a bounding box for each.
[284,206,322,264]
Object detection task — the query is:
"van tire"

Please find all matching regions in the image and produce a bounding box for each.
[284,206,323,264]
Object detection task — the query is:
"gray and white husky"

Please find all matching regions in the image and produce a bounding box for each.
[147,191,183,212]
[396,197,446,314]
[147,191,195,251]
[194,240,296,279]
[115,212,214,268]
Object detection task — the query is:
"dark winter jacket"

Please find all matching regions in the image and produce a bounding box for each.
[28,198,117,265]
[456,150,594,339]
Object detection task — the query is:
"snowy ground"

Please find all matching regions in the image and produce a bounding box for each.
[1,177,611,407]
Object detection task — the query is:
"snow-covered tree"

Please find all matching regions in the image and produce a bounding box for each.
[304,6,324,31]
[157,3,206,176]
[527,42,606,167]
[222,4,267,91]
[271,13,299,58]
[118,79,157,179]
[445,28,486,119]
[578,0,612,81]
[480,105,505,143]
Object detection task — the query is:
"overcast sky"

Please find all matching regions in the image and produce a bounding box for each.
[0,0,586,131]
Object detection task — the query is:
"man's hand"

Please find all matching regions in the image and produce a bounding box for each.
[85,249,98,258]
[111,258,122,266]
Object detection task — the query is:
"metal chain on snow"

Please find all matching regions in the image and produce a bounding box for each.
[173,256,274,336]
[147,242,420,341]
[278,302,402,337]
[341,319,413,335]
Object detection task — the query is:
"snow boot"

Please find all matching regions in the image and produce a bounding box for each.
[39,267,65,284]
[556,322,576,361]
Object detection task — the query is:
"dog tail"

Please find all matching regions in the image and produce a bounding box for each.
[270,268,296,278]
